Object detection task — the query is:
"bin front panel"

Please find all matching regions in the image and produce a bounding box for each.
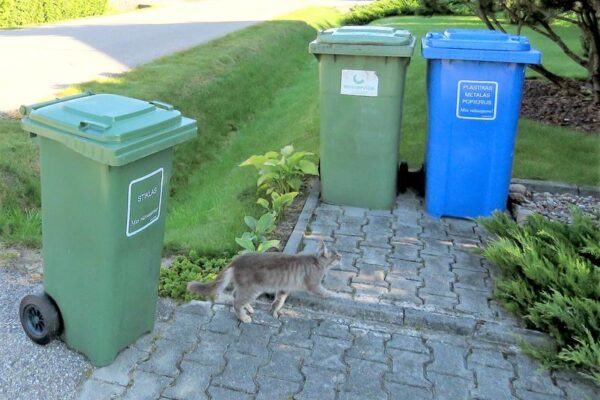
[424,59,526,218]
[318,54,410,210]
[41,138,172,366]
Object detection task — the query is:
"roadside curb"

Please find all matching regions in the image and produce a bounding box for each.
[511,178,600,197]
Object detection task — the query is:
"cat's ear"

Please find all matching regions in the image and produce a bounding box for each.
[318,240,325,255]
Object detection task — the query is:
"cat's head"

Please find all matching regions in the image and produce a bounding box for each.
[318,241,341,268]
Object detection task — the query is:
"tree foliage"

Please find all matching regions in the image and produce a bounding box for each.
[466,0,600,101]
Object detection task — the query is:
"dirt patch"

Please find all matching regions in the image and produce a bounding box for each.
[520,79,599,133]
[271,178,314,250]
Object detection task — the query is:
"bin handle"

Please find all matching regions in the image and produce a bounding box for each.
[79,120,110,132]
[20,91,94,116]
[150,100,174,111]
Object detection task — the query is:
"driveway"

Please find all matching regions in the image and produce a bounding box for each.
[0,0,367,114]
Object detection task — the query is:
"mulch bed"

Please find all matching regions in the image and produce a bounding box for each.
[520,79,599,134]
[271,179,313,250]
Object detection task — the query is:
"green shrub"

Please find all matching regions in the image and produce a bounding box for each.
[235,212,280,253]
[239,145,318,195]
[158,252,232,302]
[341,0,472,25]
[480,211,600,383]
[0,0,107,28]
[342,0,420,25]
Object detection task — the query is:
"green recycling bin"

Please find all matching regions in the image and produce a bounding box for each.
[18,92,197,366]
[309,26,415,210]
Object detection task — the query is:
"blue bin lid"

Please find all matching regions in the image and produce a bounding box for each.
[422,29,541,64]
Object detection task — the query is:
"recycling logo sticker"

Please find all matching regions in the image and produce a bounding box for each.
[341,69,379,97]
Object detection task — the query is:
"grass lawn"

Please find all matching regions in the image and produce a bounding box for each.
[0,11,598,252]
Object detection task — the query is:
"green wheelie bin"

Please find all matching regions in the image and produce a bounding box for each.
[309,26,415,210]
[18,92,197,366]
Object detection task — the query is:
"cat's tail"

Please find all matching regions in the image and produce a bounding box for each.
[187,267,233,296]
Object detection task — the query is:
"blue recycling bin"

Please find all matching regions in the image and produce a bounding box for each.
[422,29,541,218]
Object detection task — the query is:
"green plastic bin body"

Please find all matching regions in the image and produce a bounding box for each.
[20,92,197,366]
[309,26,415,210]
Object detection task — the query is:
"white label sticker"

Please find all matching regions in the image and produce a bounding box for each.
[456,80,498,120]
[341,69,378,97]
[126,168,164,237]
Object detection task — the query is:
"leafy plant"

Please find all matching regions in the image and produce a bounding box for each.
[479,210,600,383]
[239,145,318,195]
[257,191,299,220]
[235,212,280,253]
[158,252,232,302]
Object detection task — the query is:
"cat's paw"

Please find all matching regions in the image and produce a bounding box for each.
[271,309,280,319]
[238,314,252,324]
[244,304,255,314]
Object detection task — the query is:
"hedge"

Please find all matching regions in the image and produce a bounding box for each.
[0,0,107,28]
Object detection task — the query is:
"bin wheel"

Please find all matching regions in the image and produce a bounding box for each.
[19,292,61,345]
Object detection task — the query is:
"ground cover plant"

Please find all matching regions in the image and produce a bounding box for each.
[158,252,232,302]
[480,211,600,383]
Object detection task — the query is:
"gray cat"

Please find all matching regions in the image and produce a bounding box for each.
[187,242,341,323]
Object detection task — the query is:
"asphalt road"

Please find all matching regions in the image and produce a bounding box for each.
[0,0,366,114]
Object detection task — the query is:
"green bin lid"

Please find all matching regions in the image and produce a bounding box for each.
[309,26,415,58]
[20,92,197,166]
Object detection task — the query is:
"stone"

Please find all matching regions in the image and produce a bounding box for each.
[385,382,433,400]
[420,237,453,256]
[387,349,431,388]
[426,341,472,380]
[360,246,390,266]
[387,333,428,354]
[331,251,359,272]
[185,331,231,367]
[390,243,421,262]
[259,344,306,383]
[472,366,515,400]
[305,335,352,371]
[121,370,173,400]
[427,372,471,400]
[323,270,356,293]
[404,308,476,336]
[333,234,362,253]
[255,375,301,400]
[162,360,217,400]
[389,259,422,280]
[202,306,240,335]
[211,351,263,394]
[229,323,277,359]
[509,183,528,195]
[452,267,488,290]
[467,348,512,371]
[77,379,125,400]
[207,386,254,400]
[513,354,565,397]
[347,329,389,364]
[139,339,192,378]
[454,287,492,316]
[509,192,527,204]
[353,263,388,288]
[314,320,353,341]
[296,366,344,400]
[341,357,388,398]
[92,346,148,386]
[337,222,365,236]
[273,317,317,349]
[420,293,458,309]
